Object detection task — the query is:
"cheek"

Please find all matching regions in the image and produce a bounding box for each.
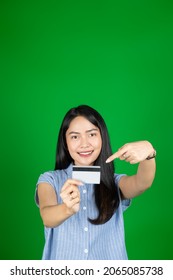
[91,137,102,152]
[66,139,72,152]
[95,137,102,148]
[66,140,78,152]
[98,139,102,153]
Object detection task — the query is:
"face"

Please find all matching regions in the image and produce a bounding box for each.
[66,116,102,166]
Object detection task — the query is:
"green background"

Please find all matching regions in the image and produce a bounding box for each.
[0,0,173,260]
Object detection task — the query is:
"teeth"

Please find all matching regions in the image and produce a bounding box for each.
[79,151,92,155]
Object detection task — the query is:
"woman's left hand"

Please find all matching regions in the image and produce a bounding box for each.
[106,141,155,164]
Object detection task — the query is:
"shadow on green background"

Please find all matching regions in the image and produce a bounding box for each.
[0,0,172,259]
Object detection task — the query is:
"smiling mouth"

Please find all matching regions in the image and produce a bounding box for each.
[78,151,94,156]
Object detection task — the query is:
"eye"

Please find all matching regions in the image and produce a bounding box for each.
[89,133,97,137]
[71,135,79,140]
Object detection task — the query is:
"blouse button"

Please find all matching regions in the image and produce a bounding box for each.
[83,190,87,194]
[84,249,88,254]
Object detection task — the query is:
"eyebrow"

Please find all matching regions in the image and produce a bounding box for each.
[68,128,99,135]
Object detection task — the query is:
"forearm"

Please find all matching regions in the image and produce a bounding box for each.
[119,158,156,199]
[40,203,74,228]
[136,158,156,190]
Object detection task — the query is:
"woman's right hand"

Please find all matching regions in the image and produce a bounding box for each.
[60,179,83,214]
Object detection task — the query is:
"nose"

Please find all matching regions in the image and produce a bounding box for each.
[80,135,90,148]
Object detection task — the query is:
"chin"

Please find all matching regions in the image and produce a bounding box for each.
[74,159,94,166]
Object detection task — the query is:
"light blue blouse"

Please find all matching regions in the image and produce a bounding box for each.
[35,164,131,260]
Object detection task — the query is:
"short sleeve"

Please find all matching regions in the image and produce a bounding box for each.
[121,198,131,212]
[114,173,132,212]
[114,173,126,186]
[35,171,56,207]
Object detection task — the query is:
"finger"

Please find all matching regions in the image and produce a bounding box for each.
[71,196,80,206]
[68,190,80,201]
[124,155,133,162]
[64,195,80,207]
[106,152,119,163]
[119,152,131,161]
[63,191,75,201]
[61,179,84,191]
[61,186,80,199]
[106,147,128,163]
[67,179,84,185]
[67,198,80,211]
[129,159,140,165]
[70,191,78,199]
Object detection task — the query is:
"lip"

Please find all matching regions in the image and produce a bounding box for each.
[77,150,94,157]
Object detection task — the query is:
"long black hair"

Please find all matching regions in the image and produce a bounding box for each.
[55,105,120,224]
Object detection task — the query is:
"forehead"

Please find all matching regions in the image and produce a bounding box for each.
[67,116,98,131]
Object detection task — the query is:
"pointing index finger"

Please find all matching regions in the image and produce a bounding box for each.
[106,147,127,163]
[106,151,119,163]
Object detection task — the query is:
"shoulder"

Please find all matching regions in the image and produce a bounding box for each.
[37,170,58,183]
[36,165,72,188]
[114,173,127,186]
[114,173,131,211]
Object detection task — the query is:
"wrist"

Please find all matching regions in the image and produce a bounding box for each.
[66,206,77,217]
[62,203,74,217]
[146,149,156,160]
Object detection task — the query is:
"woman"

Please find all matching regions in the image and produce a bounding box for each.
[35,105,156,259]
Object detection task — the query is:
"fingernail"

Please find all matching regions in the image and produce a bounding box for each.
[105,159,110,163]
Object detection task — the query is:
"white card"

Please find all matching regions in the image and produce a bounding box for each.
[72,166,101,184]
